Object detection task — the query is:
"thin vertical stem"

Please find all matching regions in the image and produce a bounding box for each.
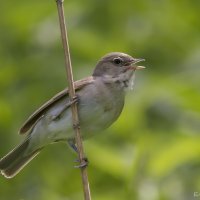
[55,0,91,199]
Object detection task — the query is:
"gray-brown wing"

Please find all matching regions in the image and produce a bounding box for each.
[19,76,94,134]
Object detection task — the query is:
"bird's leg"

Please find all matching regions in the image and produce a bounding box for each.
[66,96,88,168]
[68,139,78,153]
[52,95,79,121]
[67,139,89,168]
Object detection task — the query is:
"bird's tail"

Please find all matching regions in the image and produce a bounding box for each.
[0,138,41,178]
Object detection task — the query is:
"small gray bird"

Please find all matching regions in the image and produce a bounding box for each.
[0,52,145,178]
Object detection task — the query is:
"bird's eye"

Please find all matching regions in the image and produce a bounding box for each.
[113,57,123,65]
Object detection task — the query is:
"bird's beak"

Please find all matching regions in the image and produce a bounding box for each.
[135,65,146,70]
[132,58,145,64]
[128,58,145,70]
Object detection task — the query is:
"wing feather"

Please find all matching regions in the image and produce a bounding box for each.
[19,76,94,134]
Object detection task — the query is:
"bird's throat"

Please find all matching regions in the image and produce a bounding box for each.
[102,73,135,91]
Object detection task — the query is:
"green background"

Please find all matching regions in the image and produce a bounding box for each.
[0,0,200,199]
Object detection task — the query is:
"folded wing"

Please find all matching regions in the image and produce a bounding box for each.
[19,76,94,134]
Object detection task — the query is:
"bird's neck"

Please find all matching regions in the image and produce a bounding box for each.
[96,73,135,91]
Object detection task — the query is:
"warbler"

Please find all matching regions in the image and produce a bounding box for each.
[0,52,145,178]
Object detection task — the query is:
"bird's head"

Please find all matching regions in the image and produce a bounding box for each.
[93,52,145,79]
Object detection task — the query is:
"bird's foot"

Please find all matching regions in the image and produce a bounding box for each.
[51,95,79,121]
[71,95,79,105]
[71,96,81,130]
[73,122,80,130]
[74,157,89,168]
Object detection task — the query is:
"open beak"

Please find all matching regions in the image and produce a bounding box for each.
[128,58,145,70]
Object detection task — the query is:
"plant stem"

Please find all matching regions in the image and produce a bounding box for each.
[55,0,91,199]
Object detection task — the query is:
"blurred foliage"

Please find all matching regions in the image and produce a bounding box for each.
[0,0,200,199]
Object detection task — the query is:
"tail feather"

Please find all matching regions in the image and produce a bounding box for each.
[0,139,29,169]
[0,139,41,178]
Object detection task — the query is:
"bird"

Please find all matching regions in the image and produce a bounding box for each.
[0,52,145,178]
